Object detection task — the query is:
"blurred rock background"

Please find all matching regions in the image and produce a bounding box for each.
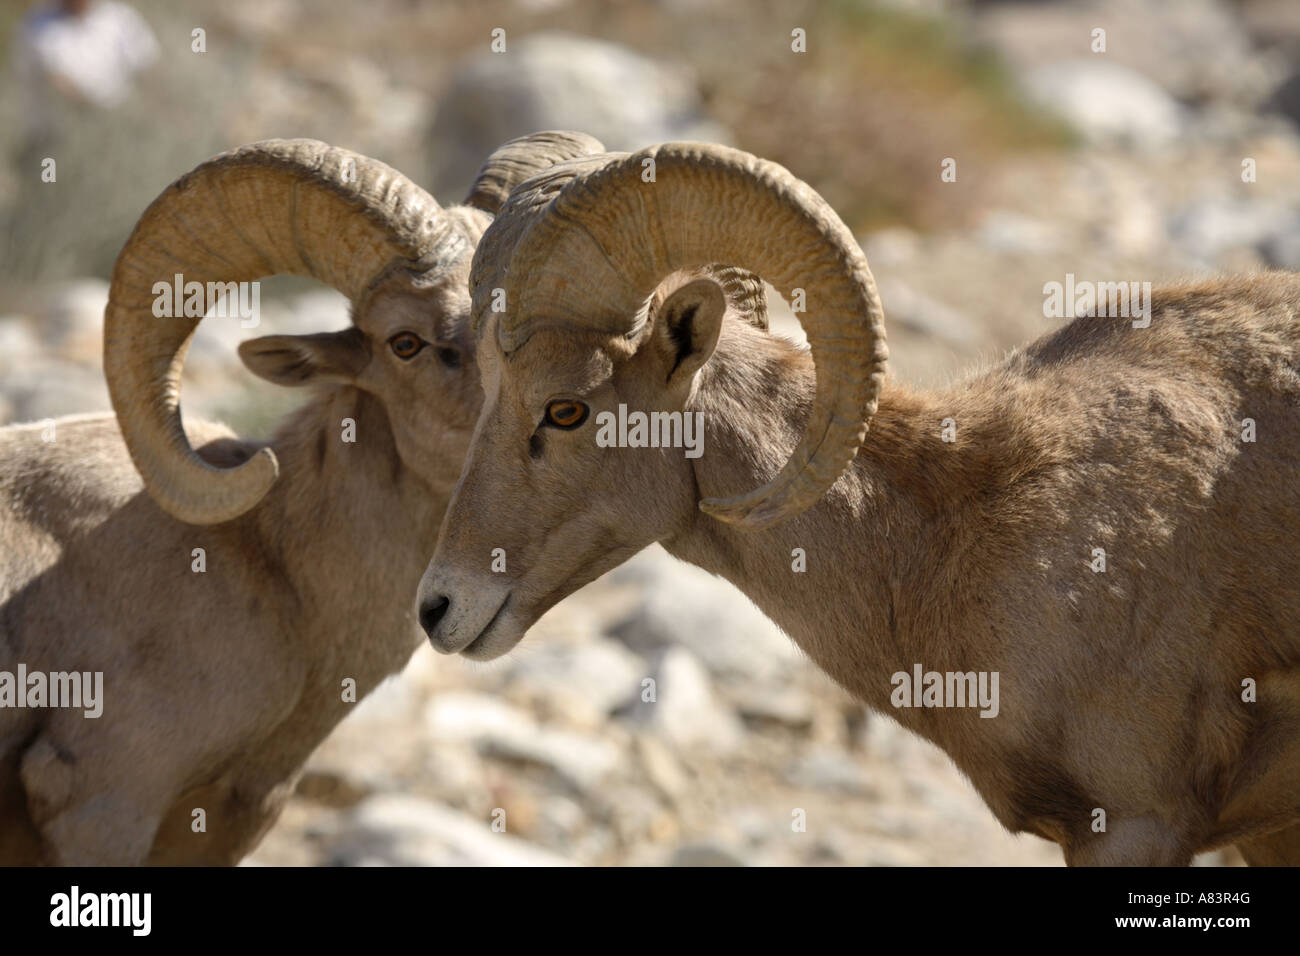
[3,0,1297,865]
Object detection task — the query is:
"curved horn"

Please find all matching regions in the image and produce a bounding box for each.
[105,138,463,525]
[703,264,768,331]
[463,130,606,214]
[474,143,886,530]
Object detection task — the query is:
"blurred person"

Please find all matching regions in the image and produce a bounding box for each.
[4,0,161,281]
[12,0,160,161]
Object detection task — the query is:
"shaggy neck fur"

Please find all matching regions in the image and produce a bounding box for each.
[664,321,1033,758]
[248,389,444,705]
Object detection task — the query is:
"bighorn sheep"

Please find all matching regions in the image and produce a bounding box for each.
[419,143,1300,866]
[0,131,604,865]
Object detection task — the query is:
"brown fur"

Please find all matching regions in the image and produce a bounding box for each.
[0,206,490,865]
[422,270,1300,866]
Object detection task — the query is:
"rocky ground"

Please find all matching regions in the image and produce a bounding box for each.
[249,548,1068,866]
[5,0,1298,864]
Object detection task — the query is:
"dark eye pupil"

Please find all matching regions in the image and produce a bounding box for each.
[548,401,587,428]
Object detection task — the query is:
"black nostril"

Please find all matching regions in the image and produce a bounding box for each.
[419,596,450,638]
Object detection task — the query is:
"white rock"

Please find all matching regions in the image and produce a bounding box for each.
[482,726,623,792]
[425,692,622,791]
[424,692,535,744]
[730,683,816,730]
[422,743,487,801]
[630,646,744,754]
[1022,60,1183,150]
[504,637,645,716]
[536,794,586,840]
[981,0,1267,107]
[607,547,799,683]
[335,794,572,866]
[1169,198,1299,264]
[428,31,728,198]
[785,747,876,795]
[635,733,690,801]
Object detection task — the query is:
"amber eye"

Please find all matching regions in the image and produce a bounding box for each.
[389,332,425,359]
[545,399,589,430]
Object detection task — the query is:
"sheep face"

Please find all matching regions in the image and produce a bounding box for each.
[103,137,610,527]
[418,275,729,660]
[239,253,484,493]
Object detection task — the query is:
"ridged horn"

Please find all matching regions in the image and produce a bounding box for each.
[104,138,464,525]
[463,131,606,214]
[472,142,886,530]
[703,264,768,330]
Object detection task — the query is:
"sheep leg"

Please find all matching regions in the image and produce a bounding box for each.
[0,759,44,864]
[1236,823,1300,865]
[146,773,300,865]
[1063,816,1194,866]
[37,797,163,866]
[20,736,164,866]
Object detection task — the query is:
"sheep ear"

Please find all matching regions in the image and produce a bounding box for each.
[238,329,369,387]
[652,278,726,385]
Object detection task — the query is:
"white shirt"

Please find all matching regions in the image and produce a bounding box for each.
[14,1,159,139]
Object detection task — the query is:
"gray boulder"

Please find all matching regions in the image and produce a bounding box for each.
[1168,197,1299,266]
[1021,59,1183,150]
[428,31,728,198]
[332,794,572,867]
[607,547,799,684]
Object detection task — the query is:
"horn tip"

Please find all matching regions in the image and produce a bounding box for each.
[240,446,281,501]
[164,446,280,526]
[255,446,281,481]
[698,496,791,531]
